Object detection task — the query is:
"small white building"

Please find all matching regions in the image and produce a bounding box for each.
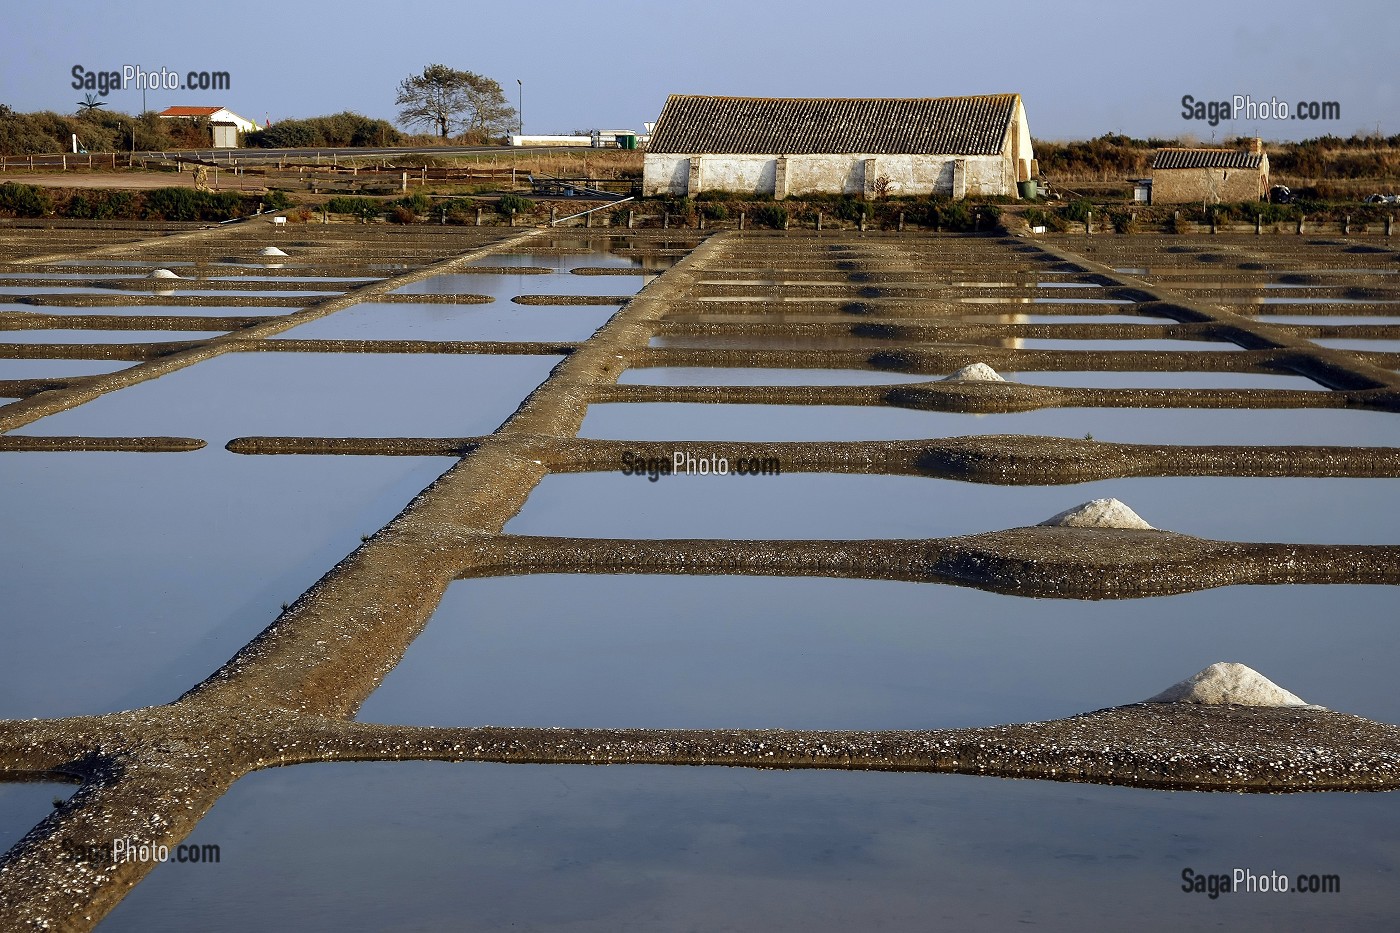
[642,94,1035,200]
[157,107,257,148]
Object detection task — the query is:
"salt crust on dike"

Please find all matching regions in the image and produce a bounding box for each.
[940,362,1005,382]
[1039,497,1154,530]
[1146,662,1322,709]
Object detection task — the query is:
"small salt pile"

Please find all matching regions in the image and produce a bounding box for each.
[147,268,181,279]
[259,246,289,257]
[1146,662,1320,708]
[1039,498,1153,530]
[940,362,1005,382]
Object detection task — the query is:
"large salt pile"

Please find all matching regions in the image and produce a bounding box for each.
[1146,662,1319,708]
[1039,498,1153,530]
[941,363,1005,382]
[259,246,289,257]
[147,268,181,279]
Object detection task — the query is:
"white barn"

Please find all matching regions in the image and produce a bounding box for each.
[642,94,1035,200]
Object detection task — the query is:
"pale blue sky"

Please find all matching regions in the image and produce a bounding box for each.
[2,0,1392,141]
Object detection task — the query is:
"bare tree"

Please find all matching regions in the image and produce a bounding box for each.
[395,64,516,140]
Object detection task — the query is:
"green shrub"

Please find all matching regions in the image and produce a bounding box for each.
[142,187,197,220]
[395,192,431,213]
[0,182,53,217]
[438,197,478,224]
[1023,206,1061,230]
[753,204,788,229]
[138,188,244,221]
[496,193,534,215]
[244,112,401,149]
[1060,198,1094,223]
[938,201,973,230]
[659,195,693,218]
[140,188,245,221]
[828,195,871,222]
[325,196,382,216]
[701,201,729,221]
[65,190,134,219]
[263,189,293,211]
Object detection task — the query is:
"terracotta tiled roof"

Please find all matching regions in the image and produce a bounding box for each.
[647,94,1020,155]
[158,106,223,117]
[1152,148,1264,170]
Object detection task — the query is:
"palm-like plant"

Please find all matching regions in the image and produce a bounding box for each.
[76,93,106,115]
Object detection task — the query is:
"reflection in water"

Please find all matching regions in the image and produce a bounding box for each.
[98,754,1400,930]
[619,368,1322,389]
[620,367,923,386]
[0,358,133,380]
[0,330,226,344]
[505,472,1400,544]
[0,303,291,318]
[1252,297,1400,305]
[0,287,341,298]
[1312,338,1400,351]
[0,451,455,719]
[1250,315,1400,325]
[1008,370,1322,389]
[578,402,1400,446]
[392,271,649,299]
[962,313,1154,324]
[651,334,912,350]
[279,302,617,343]
[362,576,1400,726]
[23,352,560,445]
[0,784,72,856]
[1015,338,1241,350]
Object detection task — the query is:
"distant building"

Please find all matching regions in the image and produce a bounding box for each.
[510,134,593,148]
[1150,139,1269,204]
[642,93,1035,200]
[157,107,257,148]
[509,130,639,149]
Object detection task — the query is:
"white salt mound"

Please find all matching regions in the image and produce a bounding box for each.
[147,268,181,279]
[258,246,289,257]
[941,363,1005,383]
[1039,497,1153,530]
[1146,662,1319,708]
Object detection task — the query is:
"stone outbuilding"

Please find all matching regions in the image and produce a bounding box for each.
[642,93,1035,200]
[1149,139,1269,204]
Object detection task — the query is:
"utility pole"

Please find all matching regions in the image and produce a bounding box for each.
[517,79,523,135]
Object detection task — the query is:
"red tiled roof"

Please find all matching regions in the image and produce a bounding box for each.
[159,106,223,117]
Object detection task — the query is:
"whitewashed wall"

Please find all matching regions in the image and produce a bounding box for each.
[644,152,1013,198]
